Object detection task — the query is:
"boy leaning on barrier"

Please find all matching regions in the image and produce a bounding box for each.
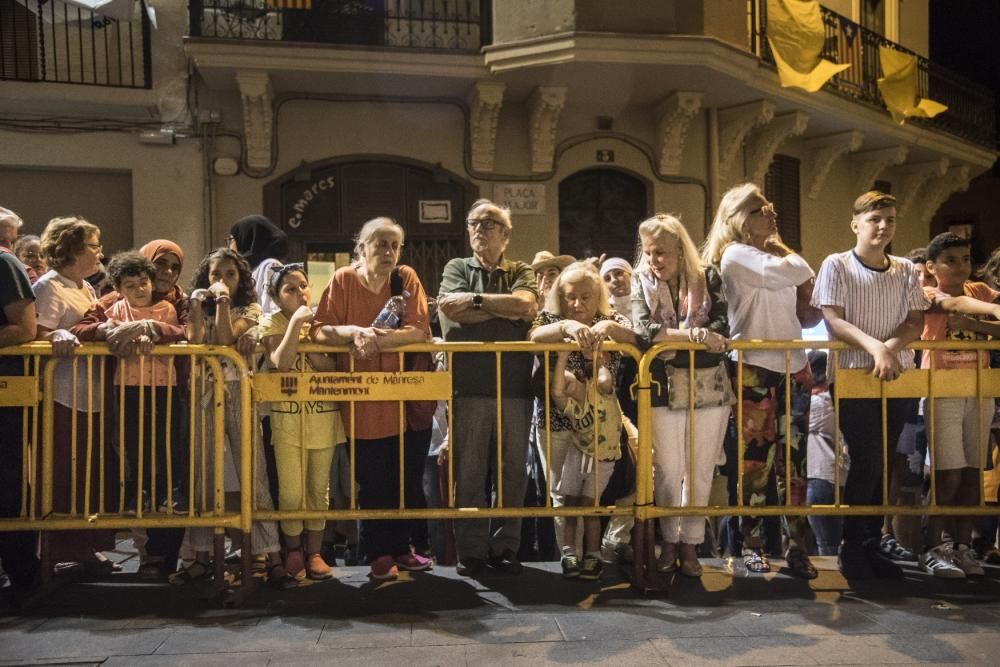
[811,191,929,580]
[917,232,1000,579]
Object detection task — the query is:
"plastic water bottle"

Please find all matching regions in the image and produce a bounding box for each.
[372,290,410,329]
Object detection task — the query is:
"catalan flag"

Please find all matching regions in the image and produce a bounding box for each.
[267,0,312,9]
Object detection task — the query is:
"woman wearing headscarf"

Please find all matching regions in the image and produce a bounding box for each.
[228,215,288,316]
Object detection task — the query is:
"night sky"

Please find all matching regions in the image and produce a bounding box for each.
[929,0,1000,164]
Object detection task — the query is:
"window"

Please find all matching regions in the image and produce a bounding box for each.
[763,154,801,250]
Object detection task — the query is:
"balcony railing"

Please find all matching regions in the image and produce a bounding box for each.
[188,0,490,52]
[0,0,151,88]
[749,1,996,149]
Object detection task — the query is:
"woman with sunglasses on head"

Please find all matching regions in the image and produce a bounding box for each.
[702,183,819,578]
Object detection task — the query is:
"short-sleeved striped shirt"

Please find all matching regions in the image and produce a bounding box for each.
[811,250,929,370]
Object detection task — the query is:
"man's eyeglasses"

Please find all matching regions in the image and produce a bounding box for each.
[466,217,502,231]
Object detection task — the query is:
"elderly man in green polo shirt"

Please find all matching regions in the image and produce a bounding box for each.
[437,198,539,576]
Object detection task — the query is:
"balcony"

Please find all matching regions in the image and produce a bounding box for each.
[0,0,151,88]
[749,0,996,149]
[188,0,490,52]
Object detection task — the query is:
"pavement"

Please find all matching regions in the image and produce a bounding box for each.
[2,539,1000,666]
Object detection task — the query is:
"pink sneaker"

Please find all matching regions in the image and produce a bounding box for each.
[395,552,433,572]
[369,555,399,581]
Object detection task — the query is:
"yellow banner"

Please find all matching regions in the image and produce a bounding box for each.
[254,372,452,402]
[835,368,1000,399]
[0,376,39,406]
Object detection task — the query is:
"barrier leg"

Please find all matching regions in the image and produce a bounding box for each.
[213,530,226,593]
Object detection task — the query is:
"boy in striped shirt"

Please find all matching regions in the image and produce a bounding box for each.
[811,191,929,579]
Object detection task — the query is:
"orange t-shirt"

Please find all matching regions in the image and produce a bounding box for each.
[313,264,430,441]
[107,298,179,386]
[921,281,1000,370]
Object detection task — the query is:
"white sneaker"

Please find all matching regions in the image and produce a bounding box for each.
[954,544,985,578]
[921,545,965,579]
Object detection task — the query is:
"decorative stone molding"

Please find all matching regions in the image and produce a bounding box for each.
[236,70,274,171]
[528,86,567,173]
[468,80,505,173]
[718,100,775,185]
[915,164,972,228]
[745,111,810,186]
[655,91,703,176]
[803,131,864,200]
[851,145,908,194]
[895,157,949,221]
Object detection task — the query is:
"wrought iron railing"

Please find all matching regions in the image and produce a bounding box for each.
[749,0,996,149]
[188,0,490,51]
[0,0,151,88]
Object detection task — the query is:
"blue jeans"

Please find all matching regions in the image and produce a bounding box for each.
[807,479,843,556]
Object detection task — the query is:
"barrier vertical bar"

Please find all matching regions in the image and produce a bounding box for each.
[978,349,986,508]
[543,349,552,508]
[881,371,889,508]
[398,351,405,510]
[165,360,174,514]
[20,357,30,519]
[83,355,94,517]
[495,350,503,508]
[118,362,126,513]
[447,350,454,508]
[784,349,792,507]
[927,350,936,508]
[736,349,745,508]
[137,355,145,519]
[30,355,40,519]
[70,358,78,515]
[99,359,106,514]
[633,348,654,589]
[687,349,695,523]
[833,349,841,507]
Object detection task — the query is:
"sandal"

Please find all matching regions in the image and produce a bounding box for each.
[168,561,211,586]
[742,549,771,573]
[784,547,818,579]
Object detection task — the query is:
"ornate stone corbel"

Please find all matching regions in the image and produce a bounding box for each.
[915,164,972,228]
[803,131,864,200]
[895,157,949,221]
[236,70,274,171]
[468,80,505,173]
[718,100,775,185]
[529,86,567,173]
[851,145,908,194]
[655,91,703,176]
[745,111,810,186]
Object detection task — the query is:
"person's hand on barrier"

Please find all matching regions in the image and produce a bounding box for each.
[351,327,380,360]
[437,443,448,466]
[702,330,728,354]
[106,320,147,356]
[50,329,80,357]
[589,318,621,343]
[235,327,259,357]
[133,334,154,356]
[871,344,901,381]
[563,319,596,353]
[189,288,212,304]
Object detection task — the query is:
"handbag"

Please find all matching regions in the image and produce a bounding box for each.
[661,360,736,410]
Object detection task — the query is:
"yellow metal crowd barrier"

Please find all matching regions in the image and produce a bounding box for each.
[3,338,1000,590]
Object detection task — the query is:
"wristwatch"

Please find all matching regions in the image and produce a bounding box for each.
[472,293,484,310]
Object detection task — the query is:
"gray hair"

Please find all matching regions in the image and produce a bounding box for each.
[544,260,611,318]
[353,216,405,263]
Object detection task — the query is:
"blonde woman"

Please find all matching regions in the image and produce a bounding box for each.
[632,214,732,578]
[702,183,817,578]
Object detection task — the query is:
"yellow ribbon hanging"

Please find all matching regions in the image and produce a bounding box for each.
[766,0,850,93]
[877,46,948,124]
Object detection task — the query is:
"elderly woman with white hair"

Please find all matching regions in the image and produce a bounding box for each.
[313,216,433,582]
[632,213,733,578]
[529,261,635,575]
[702,183,818,578]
